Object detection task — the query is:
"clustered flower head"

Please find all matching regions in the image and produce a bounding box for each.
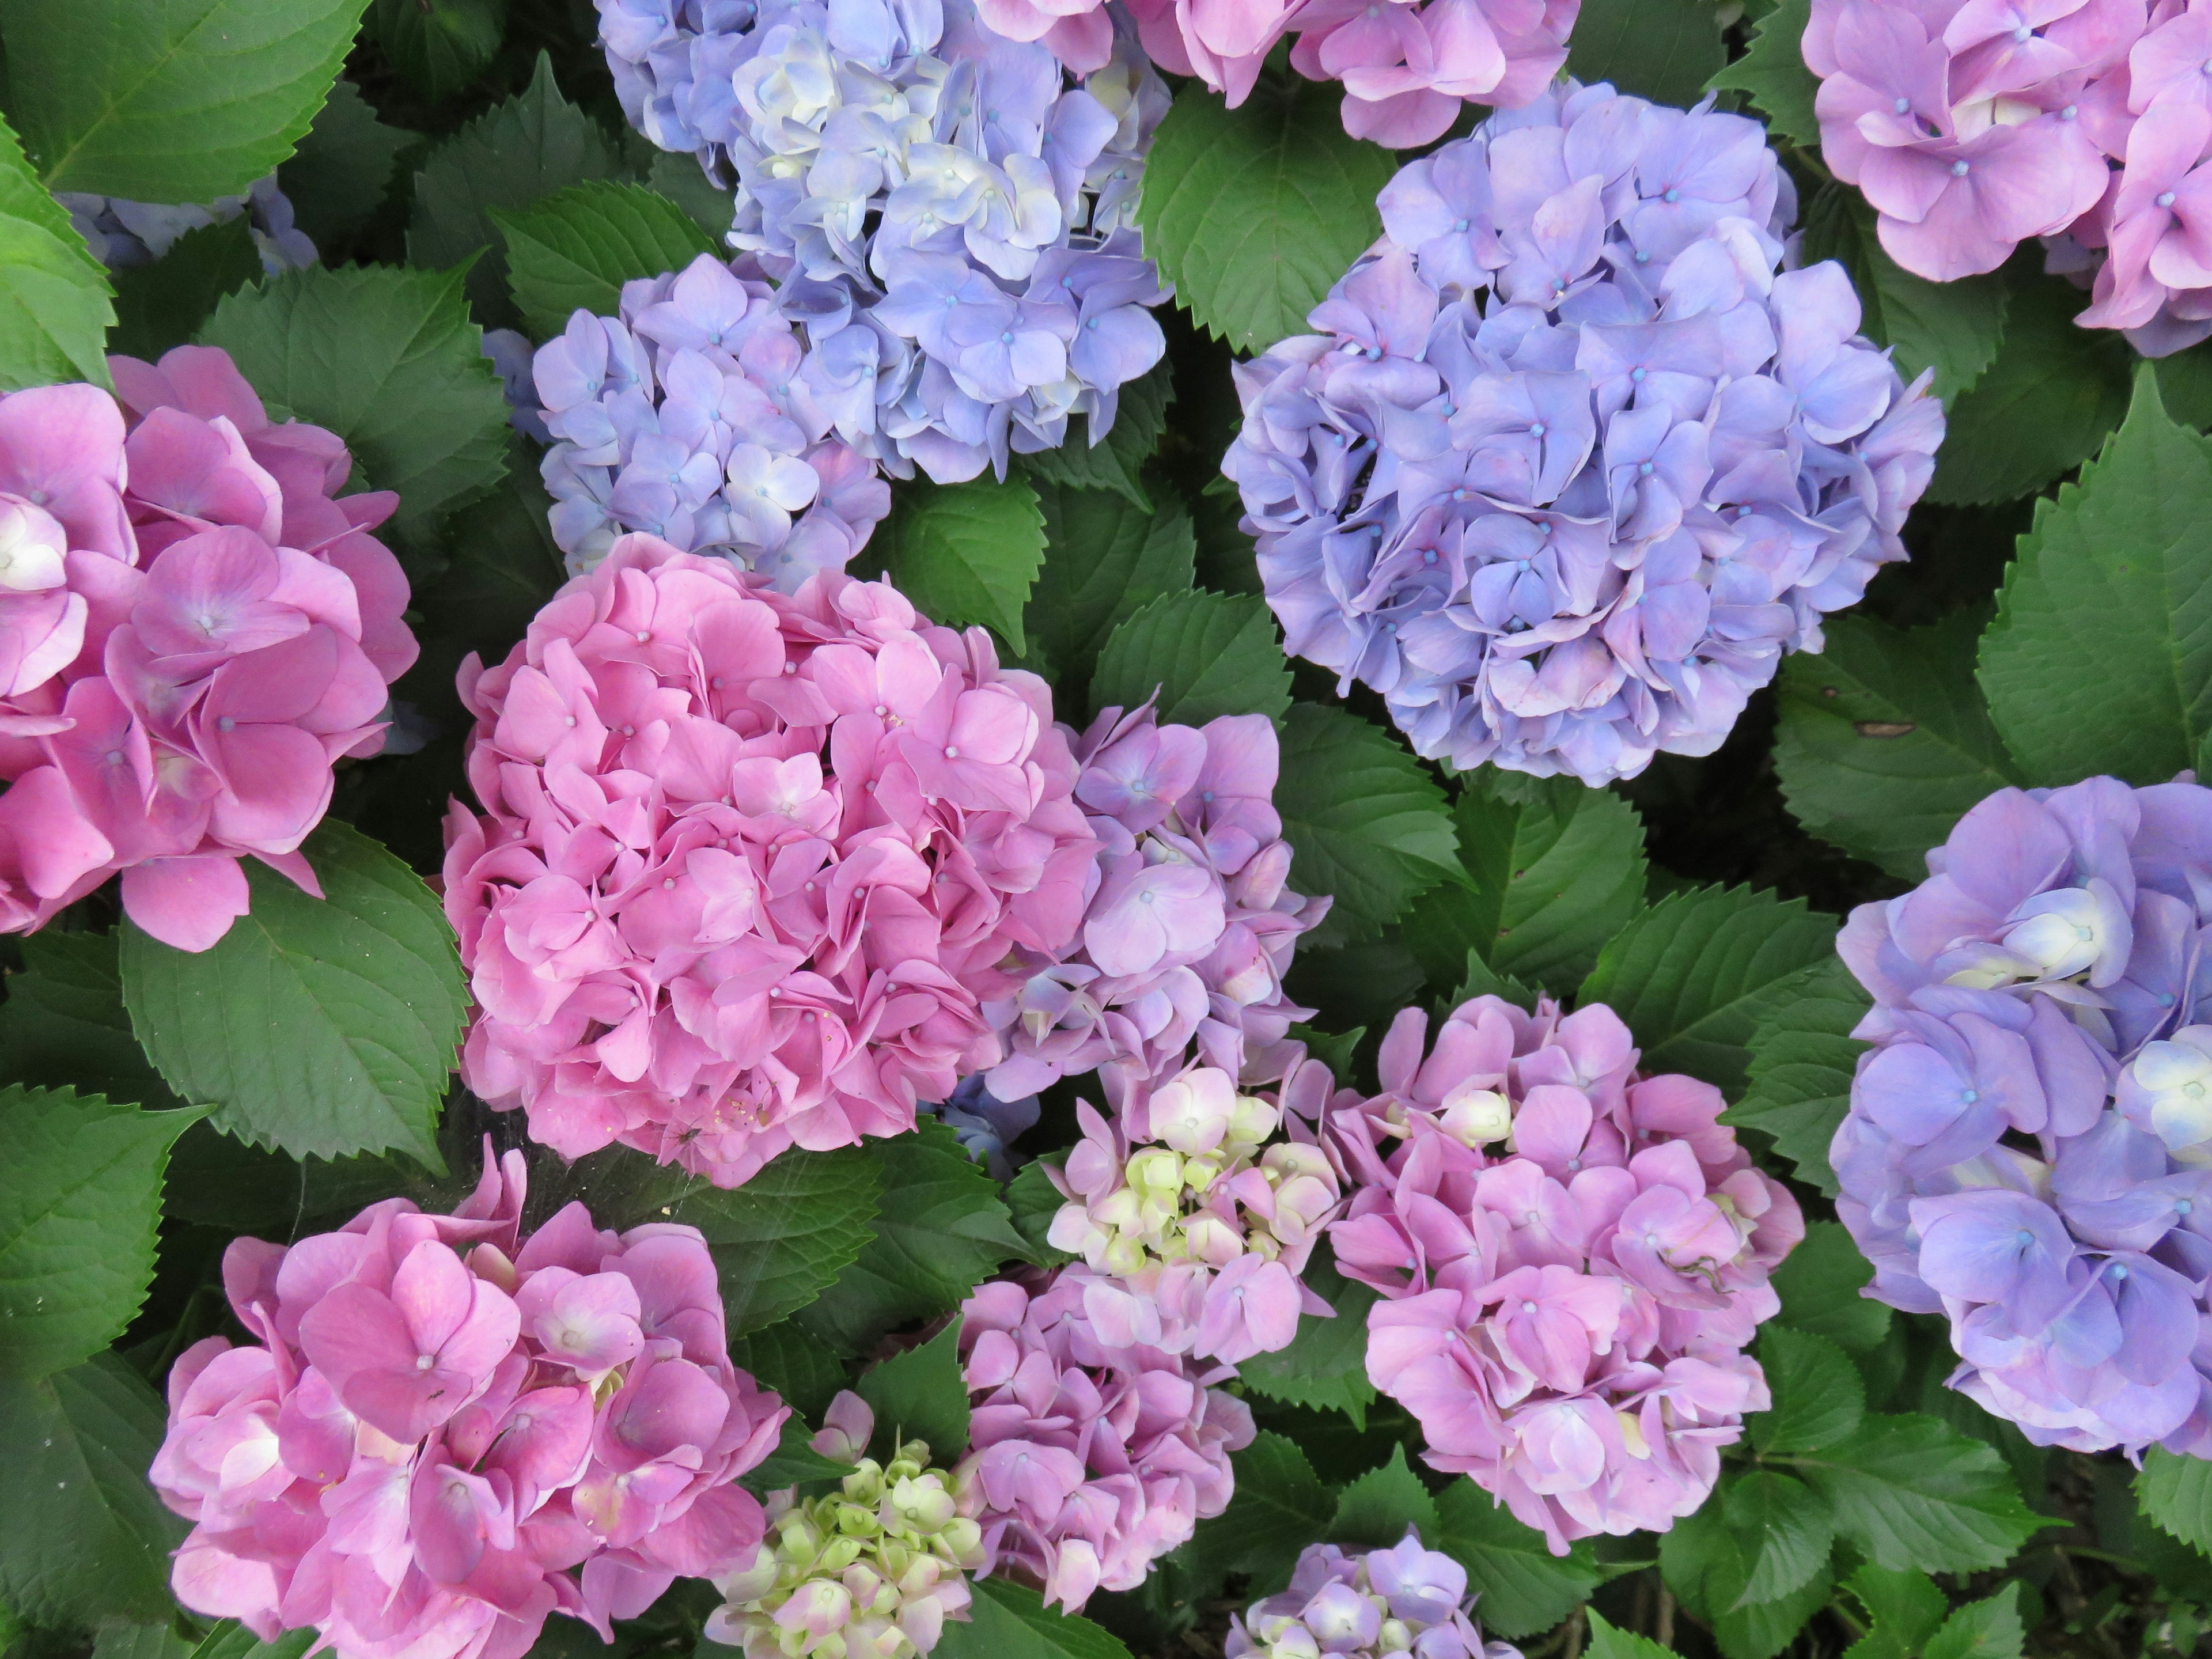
[1226,1531,1525,1659]
[150,1142,788,1659]
[594,0,1173,483]
[1223,81,1945,786]
[1322,994,1802,1552]
[1832,775,2212,1456]
[533,256,891,584]
[708,1390,983,1659]
[982,703,1331,1101]
[0,346,418,949]
[443,532,1099,1189]
[1046,1059,1344,1363]
[62,176,317,274]
[955,1268,1254,1612]
[1805,0,2212,352]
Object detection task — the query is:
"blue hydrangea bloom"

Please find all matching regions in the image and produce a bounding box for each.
[62,176,317,274]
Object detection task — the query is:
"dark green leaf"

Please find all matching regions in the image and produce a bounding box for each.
[1793,1412,2044,1571]
[2140,1445,2212,1555]
[1005,1157,1074,1269]
[1138,78,1395,353]
[278,79,416,258]
[1923,1584,2027,1659]
[1025,480,1195,700]
[1841,1565,1948,1659]
[1277,702,1460,947]
[1585,1612,1683,1659]
[1726,956,1869,1198]
[1431,1478,1600,1641]
[738,1415,851,1497]
[119,820,467,1164]
[159,1121,414,1232]
[1724,1469,1832,1609]
[184,1627,313,1659]
[1770,1220,1892,1353]
[1568,0,1726,107]
[92,1624,194,1659]
[1019,361,1172,509]
[1659,1500,1827,1659]
[1715,1564,1832,1659]
[1088,588,1293,727]
[1287,929,1431,1041]
[647,151,736,242]
[1448,947,1537,1010]
[1179,1431,1336,1596]
[108,217,259,360]
[498,181,720,337]
[1802,192,2012,404]
[0,930,184,1111]
[1236,1243,1377,1428]
[730,1321,848,1425]
[1327,1445,1437,1548]
[874,475,1047,654]
[0,109,114,391]
[856,1318,969,1466]
[1752,1325,1865,1456]
[1706,0,1818,149]
[371,0,506,103]
[940,1575,1134,1659]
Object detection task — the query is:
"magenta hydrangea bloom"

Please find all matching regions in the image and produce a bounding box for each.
[980,702,1330,1101]
[1321,994,1802,1553]
[1223,81,1944,786]
[443,533,1099,1188]
[0,347,418,950]
[1226,1532,1525,1659]
[1831,775,2212,1456]
[533,255,890,584]
[150,1142,789,1659]
[955,1267,1254,1612]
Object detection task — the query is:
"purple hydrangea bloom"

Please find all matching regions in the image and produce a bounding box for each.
[1226,1532,1525,1659]
[926,1073,1043,1177]
[1222,81,1947,786]
[1832,775,2212,1456]
[62,176,317,274]
[531,253,891,584]
[594,0,1173,482]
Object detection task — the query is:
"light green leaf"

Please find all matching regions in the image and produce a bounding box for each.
[1585,1612,1684,1659]
[2140,1445,2212,1555]
[1979,365,2212,786]
[1432,1478,1600,1641]
[1179,1431,1337,1596]
[108,217,259,361]
[199,262,510,548]
[1706,0,1818,149]
[1751,1324,1865,1456]
[730,1321,847,1425]
[498,181,720,337]
[1138,77,1395,354]
[1236,1243,1378,1428]
[1793,1412,2044,1572]
[1568,0,1726,107]
[0,0,370,202]
[1025,479,1195,702]
[1327,1445,1438,1549]
[940,1576,1134,1659]
[1725,956,1869,1198]
[857,1318,969,1467]
[0,1352,186,1626]
[1840,1565,1948,1659]
[1923,1584,2027,1659]
[0,109,115,391]
[1019,360,1172,509]
[278,79,417,259]
[0,930,185,1111]
[1724,1469,1833,1609]
[1577,885,1838,1095]
[1089,588,1293,727]
[1776,611,2022,878]
[874,475,1047,654]
[119,820,467,1164]
[1277,703,1460,947]
[371,0,505,103]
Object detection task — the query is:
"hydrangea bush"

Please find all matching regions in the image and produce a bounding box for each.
[4,2,2209,1658]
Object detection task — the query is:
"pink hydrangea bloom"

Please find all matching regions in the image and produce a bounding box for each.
[955,1268,1254,1611]
[150,1142,788,1659]
[1321,995,1802,1554]
[0,347,417,948]
[982,702,1329,1103]
[1044,1058,1344,1364]
[443,533,1099,1188]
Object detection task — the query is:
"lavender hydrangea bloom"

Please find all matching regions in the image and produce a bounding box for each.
[1222,81,1946,786]
[594,0,1173,482]
[62,177,317,274]
[1832,775,2212,1457]
[926,1074,1043,1177]
[1226,1533,1524,1659]
[531,253,890,582]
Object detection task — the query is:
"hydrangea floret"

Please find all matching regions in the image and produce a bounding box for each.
[707,1390,983,1659]
[1046,1058,1344,1363]
[593,0,1173,482]
[150,1142,788,1659]
[1226,1530,1525,1659]
[1321,994,1803,1552]
[442,532,1097,1188]
[0,346,419,949]
[532,255,890,582]
[955,1267,1254,1612]
[1222,80,1945,785]
[982,703,1330,1101]
[62,176,317,274]
[1831,775,2212,1456]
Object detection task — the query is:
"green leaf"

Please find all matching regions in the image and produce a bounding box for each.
[1025,480,1195,701]
[1327,1445,1438,1548]
[1179,1431,1336,1596]
[1923,1584,2027,1659]
[92,1624,195,1659]
[159,1121,412,1232]
[1577,885,1839,1095]
[1005,1157,1074,1269]
[1723,1469,1833,1609]
[406,54,627,327]
[1138,77,1395,354]
[730,1321,848,1425]
[371,0,505,103]
[1276,702,1460,948]
[1089,588,1293,727]
[1568,0,1726,107]
[1236,1244,1378,1428]
[198,262,510,548]
[1018,361,1172,510]
[1659,1501,1828,1659]
[1979,365,2212,786]
[940,1576,1134,1659]
[1770,1220,1892,1353]
[739,1414,852,1497]
[0,1352,185,1626]
[119,820,467,1164]
[184,1626,314,1659]
[856,1318,969,1466]
[1792,1412,2044,1572]
[1802,191,2012,405]
[277,79,416,259]
[1715,1566,1833,1659]
[0,109,115,391]
[108,217,260,361]
[1584,1611,1684,1659]
[1751,1324,1865,1456]
[1775,611,2022,878]
[794,1119,1027,1354]
[1431,1478,1600,1641]
[1706,0,1818,149]
[1725,956,1869,1198]
[1448,947,1537,1011]
[1404,778,1646,994]
[498,181,720,338]
[648,151,736,242]
[2139,1445,2212,1554]
[566,1143,881,1338]
[874,475,1047,654]
[0,0,370,202]
[1927,271,2133,506]
[1841,1565,1948,1659]
[0,1086,203,1378]
[0,929,185,1111]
